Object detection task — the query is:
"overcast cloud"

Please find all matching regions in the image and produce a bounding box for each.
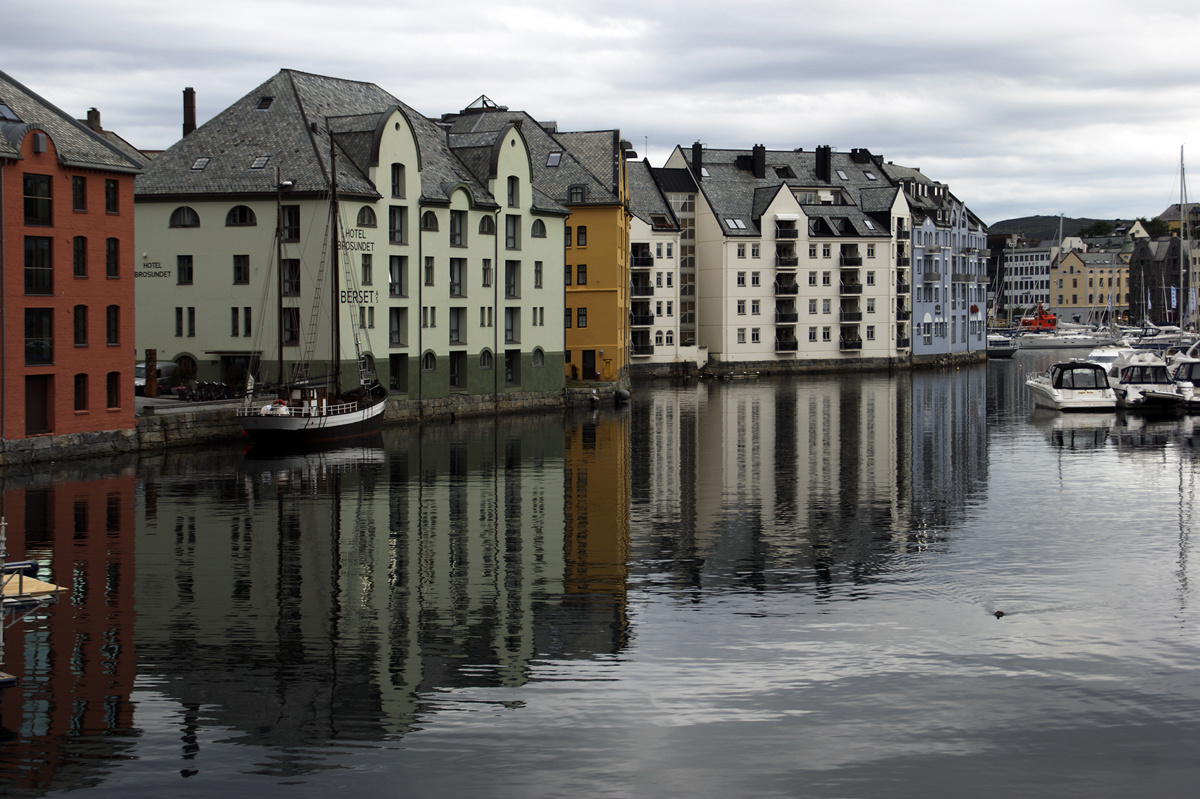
[7,0,1200,225]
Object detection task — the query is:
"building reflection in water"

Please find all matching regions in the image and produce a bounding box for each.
[0,464,138,792]
[630,369,988,596]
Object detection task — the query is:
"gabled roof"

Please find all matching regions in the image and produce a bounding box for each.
[136,69,492,207]
[0,69,143,173]
[627,159,676,229]
[442,106,620,208]
[679,145,896,238]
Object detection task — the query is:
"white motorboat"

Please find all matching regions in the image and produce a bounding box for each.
[987,332,1017,358]
[1025,360,1117,411]
[1109,350,1185,412]
[1017,330,1120,349]
[1168,342,1200,412]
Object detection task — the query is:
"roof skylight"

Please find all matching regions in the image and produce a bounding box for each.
[725,218,746,230]
[865,171,877,181]
[257,97,274,110]
[547,152,562,167]
[250,155,270,169]
[836,169,849,180]
[0,100,20,123]
[191,157,210,170]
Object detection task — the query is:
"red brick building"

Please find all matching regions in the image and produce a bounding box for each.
[0,71,143,454]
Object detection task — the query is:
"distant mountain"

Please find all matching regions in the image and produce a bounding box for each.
[986,215,1129,240]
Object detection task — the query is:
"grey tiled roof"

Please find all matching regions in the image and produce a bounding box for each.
[444,108,618,207]
[0,69,143,172]
[554,130,620,194]
[627,159,675,227]
[681,146,896,238]
[136,70,493,208]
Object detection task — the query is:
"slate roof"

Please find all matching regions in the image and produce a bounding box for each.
[626,159,676,228]
[0,69,143,172]
[442,107,620,208]
[136,70,497,208]
[680,146,896,238]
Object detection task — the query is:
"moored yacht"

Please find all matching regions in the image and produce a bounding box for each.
[1025,360,1117,411]
[1110,351,1185,412]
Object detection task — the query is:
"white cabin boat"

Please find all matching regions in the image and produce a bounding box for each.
[1110,351,1185,412]
[1025,360,1117,411]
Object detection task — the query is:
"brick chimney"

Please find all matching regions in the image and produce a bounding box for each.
[752,143,766,179]
[692,141,703,178]
[815,145,832,182]
[183,87,196,137]
[85,108,101,131]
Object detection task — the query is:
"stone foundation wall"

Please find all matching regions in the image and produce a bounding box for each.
[701,356,910,378]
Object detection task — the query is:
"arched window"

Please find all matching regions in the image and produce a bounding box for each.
[357,206,377,227]
[422,351,436,371]
[480,350,493,370]
[421,211,439,231]
[225,205,256,226]
[568,185,586,203]
[532,348,544,368]
[169,206,200,228]
[531,219,547,238]
[479,216,495,235]
[655,330,664,346]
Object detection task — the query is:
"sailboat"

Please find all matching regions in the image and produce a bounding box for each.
[238,126,386,446]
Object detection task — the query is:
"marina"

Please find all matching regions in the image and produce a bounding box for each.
[2,358,1200,796]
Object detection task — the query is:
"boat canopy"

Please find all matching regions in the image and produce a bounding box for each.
[1051,362,1109,389]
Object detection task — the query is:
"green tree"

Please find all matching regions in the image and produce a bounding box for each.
[1076,220,1114,237]
[1139,216,1171,237]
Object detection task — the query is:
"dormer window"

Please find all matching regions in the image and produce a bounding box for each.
[568,185,586,203]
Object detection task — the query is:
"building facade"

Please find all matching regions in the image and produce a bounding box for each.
[0,70,142,453]
[135,72,567,408]
[662,143,911,367]
[1051,250,1128,324]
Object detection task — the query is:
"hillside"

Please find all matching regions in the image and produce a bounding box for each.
[985,215,1123,240]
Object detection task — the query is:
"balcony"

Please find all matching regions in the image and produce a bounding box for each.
[897,256,910,267]
[897,282,911,294]
[775,255,799,268]
[840,311,863,323]
[925,244,941,254]
[922,271,940,281]
[631,254,654,267]
[775,226,799,239]
[840,255,863,266]
[840,337,863,351]
[839,282,863,295]
[896,337,911,348]
[631,343,655,356]
[774,282,799,296]
[631,284,654,297]
[630,314,654,327]
[775,311,799,324]
[896,309,911,321]
[775,338,799,352]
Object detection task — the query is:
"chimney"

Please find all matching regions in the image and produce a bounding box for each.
[86,108,101,131]
[183,87,196,137]
[752,143,766,179]
[692,141,703,178]
[815,145,832,182]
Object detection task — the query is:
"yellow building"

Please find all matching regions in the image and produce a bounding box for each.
[1052,251,1128,323]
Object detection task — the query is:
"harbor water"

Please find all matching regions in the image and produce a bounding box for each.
[3,351,1200,797]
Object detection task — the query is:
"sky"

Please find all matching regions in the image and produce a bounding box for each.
[6,0,1200,226]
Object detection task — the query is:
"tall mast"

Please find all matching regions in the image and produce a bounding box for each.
[1181,145,1188,328]
[329,125,342,395]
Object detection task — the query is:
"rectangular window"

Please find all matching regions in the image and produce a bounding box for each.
[105,179,119,213]
[822,244,831,259]
[565,226,572,247]
[391,163,405,198]
[482,258,493,287]
[244,307,252,337]
[667,243,673,257]
[231,307,240,336]
[656,243,663,258]
[822,271,831,286]
[505,260,520,298]
[506,214,520,249]
[424,256,435,286]
[507,176,519,207]
[577,226,587,247]
[389,206,407,244]
[177,254,193,285]
[737,271,746,287]
[866,271,875,285]
[808,271,817,285]
[808,298,817,314]
[737,299,746,315]
[822,326,831,342]
[809,326,817,342]
[390,255,407,297]
[565,264,572,285]
[283,307,300,345]
[106,238,119,278]
[75,374,88,411]
[867,244,875,258]
[809,244,818,258]
[282,259,300,296]
[737,243,746,259]
[751,243,760,259]
[25,309,52,365]
[449,258,465,296]
[106,305,119,345]
[751,300,760,315]
[73,236,87,277]
[656,301,663,317]
[72,176,87,212]
[361,253,373,285]
[390,307,406,346]
[281,205,300,240]
[74,305,88,346]
[187,307,195,337]
[576,264,587,285]
[737,328,746,343]
[751,328,760,343]
[106,372,120,408]
[565,308,572,328]
[867,298,875,313]
[751,271,760,287]
[449,210,465,246]
[822,298,831,314]
[175,307,183,337]
[233,254,249,284]
[866,325,875,340]
[535,260,543,288]
[24,174,51,225]
[577,307,587,328]
[24,237,53,295]
[667,301,674,316]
